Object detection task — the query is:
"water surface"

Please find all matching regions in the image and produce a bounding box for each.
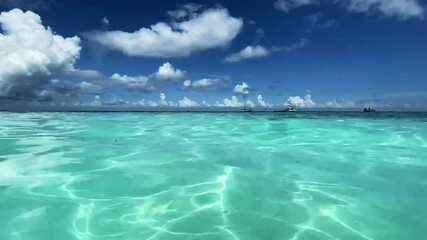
[1,112,426,240]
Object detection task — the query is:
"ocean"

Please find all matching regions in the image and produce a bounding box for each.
[1,112,426,240]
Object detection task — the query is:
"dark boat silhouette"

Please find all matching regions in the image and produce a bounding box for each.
[242,106,253,112]
[274,107,296,112]
[363,107,376,112]
[242,99,253,112]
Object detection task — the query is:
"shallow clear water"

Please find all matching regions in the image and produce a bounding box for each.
[1,112,426,240]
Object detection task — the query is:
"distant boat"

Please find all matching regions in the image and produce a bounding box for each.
[242,106,253,112]
[242,100,253,112]
[363,107,376,112]
[274,107,296,112]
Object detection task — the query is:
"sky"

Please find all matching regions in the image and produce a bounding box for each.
[0,0,426,111]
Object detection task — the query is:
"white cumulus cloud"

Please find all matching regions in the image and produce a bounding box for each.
[178,97,200,107]
[155,62,185,80]
[246,100,256,108]
[85,7,243,57]
[169,101,177,107]
[282,94,359,109]
[110,73,154,92]
[159,92,168,106]
[91,95,102,106]
[215,96,243,107]
[286,94,317,108]
[233,82,250,95]
[257,94,273,108]
[76,81,102,93]
[224,45,270,62]
[183,78,224,91]
[146,100,158,107]
[0,8,81,100]
[137,93,179,107]
[110,62,185,92]
[215,96,255,108]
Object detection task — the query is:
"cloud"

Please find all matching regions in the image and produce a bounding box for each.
[136,95,204,108]
[137,93,176,107]
[50,80,79,97]
[183,78,226,91]
[0,0,52,10]
[343,0,424,19]
[201,100,211,107]
[110,62,185,92]
[67,69,103,80]
[306,12,323,25]
[76,81,102,93]
[271,38,309,52]
[246,100,256,108]
[85,7,243,57]
[224,45,270,62]
[275,0,424,19]
[37,89,53,102]
[26,79,102,102]
[169,101,177,107]
[323,99,356,108]
[101,17,109,26]
[155,62,185,80]
[284,94,359,109]
[322,19,336,28]
[257,94,273,108]
[138,99,159,107]
[159,93,168,106]
[286,94,317,108]
[102,98,129,106]
[268,81,284,90]
[183,79,217,88]
[225,39,308,62]
[274,0,320,13]
[0,9,81,101]
[167,3,203,20]
[214,96,254,108]
[183,80,192,88]
[91,95,102,106]
[215,96,243,107]
[110,73,155,92]
[178,97,200,107]
[233,82,250,95]
[146,100,158,107]
[255,28,266,40]
[305,13,336,29]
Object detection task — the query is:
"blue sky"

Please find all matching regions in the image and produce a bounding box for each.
[0,0,426,110]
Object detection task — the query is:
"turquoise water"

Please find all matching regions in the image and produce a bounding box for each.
[1,112,426,240]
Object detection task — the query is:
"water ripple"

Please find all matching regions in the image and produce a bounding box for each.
[1,112,426,240]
